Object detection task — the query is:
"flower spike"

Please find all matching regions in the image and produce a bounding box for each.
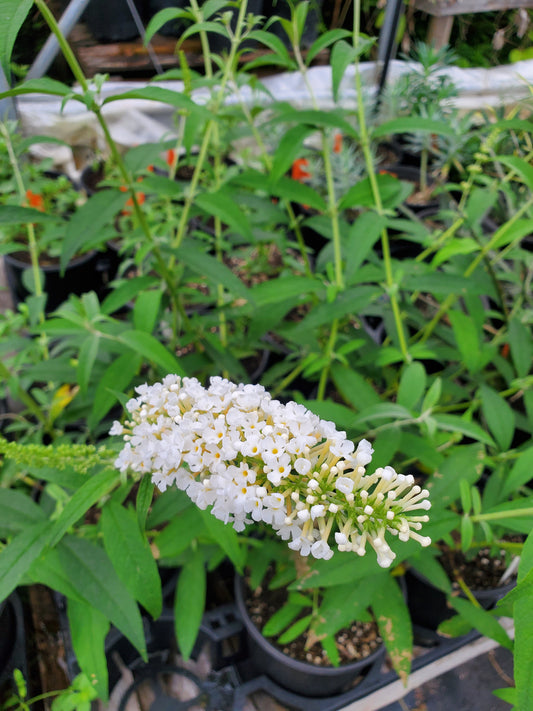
[112,376,431,568]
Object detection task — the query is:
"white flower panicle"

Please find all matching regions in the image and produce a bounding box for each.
[111,376,431,568]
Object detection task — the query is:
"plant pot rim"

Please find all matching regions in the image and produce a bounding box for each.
[4,249,99,272]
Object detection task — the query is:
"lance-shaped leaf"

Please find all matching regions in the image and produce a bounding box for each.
[372,575,413,684]
[0,0,33,76]
[68,598,110,701]
[101,500,162,620]
[49,468,120,547]
[57,536,147,659]
[174,553,206,661]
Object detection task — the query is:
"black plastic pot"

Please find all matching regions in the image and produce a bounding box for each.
[4,248,120,313]
[233,575,385,698]
[405,565,516,635]
[84,0,146,42]
[0,594,26,687]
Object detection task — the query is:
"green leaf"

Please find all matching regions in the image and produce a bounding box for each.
[198,509,245,573]
[101,501,162,620]
[177,246,251,301]
[492,688,517,704]
[421,377,441,412]
[0,520,54,602]
[136,476,155,533]
[315,576,384,637]
[270,124,314,183]
[61,190,127,271]
[343,213,387,284]
[194,188,253,241]
[0,489,46,536]
[508,319,533,379]
[250,275,321,306]
[0,0,33,76]
[67,599,110,701]
[155,506,206,560]
[479,385,515,452]
[102,86,209,119]
[118,330,186,375]
[330,40,358,103]
[26,547,85,602]
[144,7,190,43]
[268,106,357,140]
[89,352,142,430]
[449,310,481,374]
[77,335,100,396]
[0,76,76,100]
[49,468,119,547]
[100,276,159,315]
[133,288,163,334]
[372,575,412,683]
[501,447,533,499]
[246,29,293,68]
[57,536,147,659]
[278,614,313,644]
[299,398,357,432]
[338,174,407,211]
[448,597,513,650]
[330,362,381,411]
[174,554,206,660]
[262,600,307,637]
[514,587,533,710]
[433,414,496,447]
[425,444,484,508]
[0,205,61,224]
[461,515,474,552]
[397,361,426,411]
[351,403,414,427]
[305,28,352,65]
[494,154,533,190]
[372,117,455,139]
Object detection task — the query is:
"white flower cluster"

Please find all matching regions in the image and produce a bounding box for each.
[111,375,431,568]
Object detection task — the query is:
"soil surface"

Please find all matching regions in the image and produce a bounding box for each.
[244,572,382,667]
[437,543,519,591]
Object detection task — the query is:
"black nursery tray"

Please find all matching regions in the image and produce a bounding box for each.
[55,595,513,711]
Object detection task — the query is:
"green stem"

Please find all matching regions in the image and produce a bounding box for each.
[352,1,409,362]
[35,0,185,328]
[317,319,339,401]
[471,508,533,523]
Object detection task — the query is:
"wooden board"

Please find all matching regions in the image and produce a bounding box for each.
[69,23,202,77]
[414,0,533,16]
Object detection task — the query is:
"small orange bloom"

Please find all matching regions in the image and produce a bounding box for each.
[166,149,177,168]
[292,158,311,182]
[26,190,45,211]
[121,191,145,215]
[333,133,343,154]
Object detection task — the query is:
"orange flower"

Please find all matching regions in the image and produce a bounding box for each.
[333,133,343,154]
[166,149,177,168]
[292,158,311,182]
[26,190,44,211]
[121,191,146,215]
